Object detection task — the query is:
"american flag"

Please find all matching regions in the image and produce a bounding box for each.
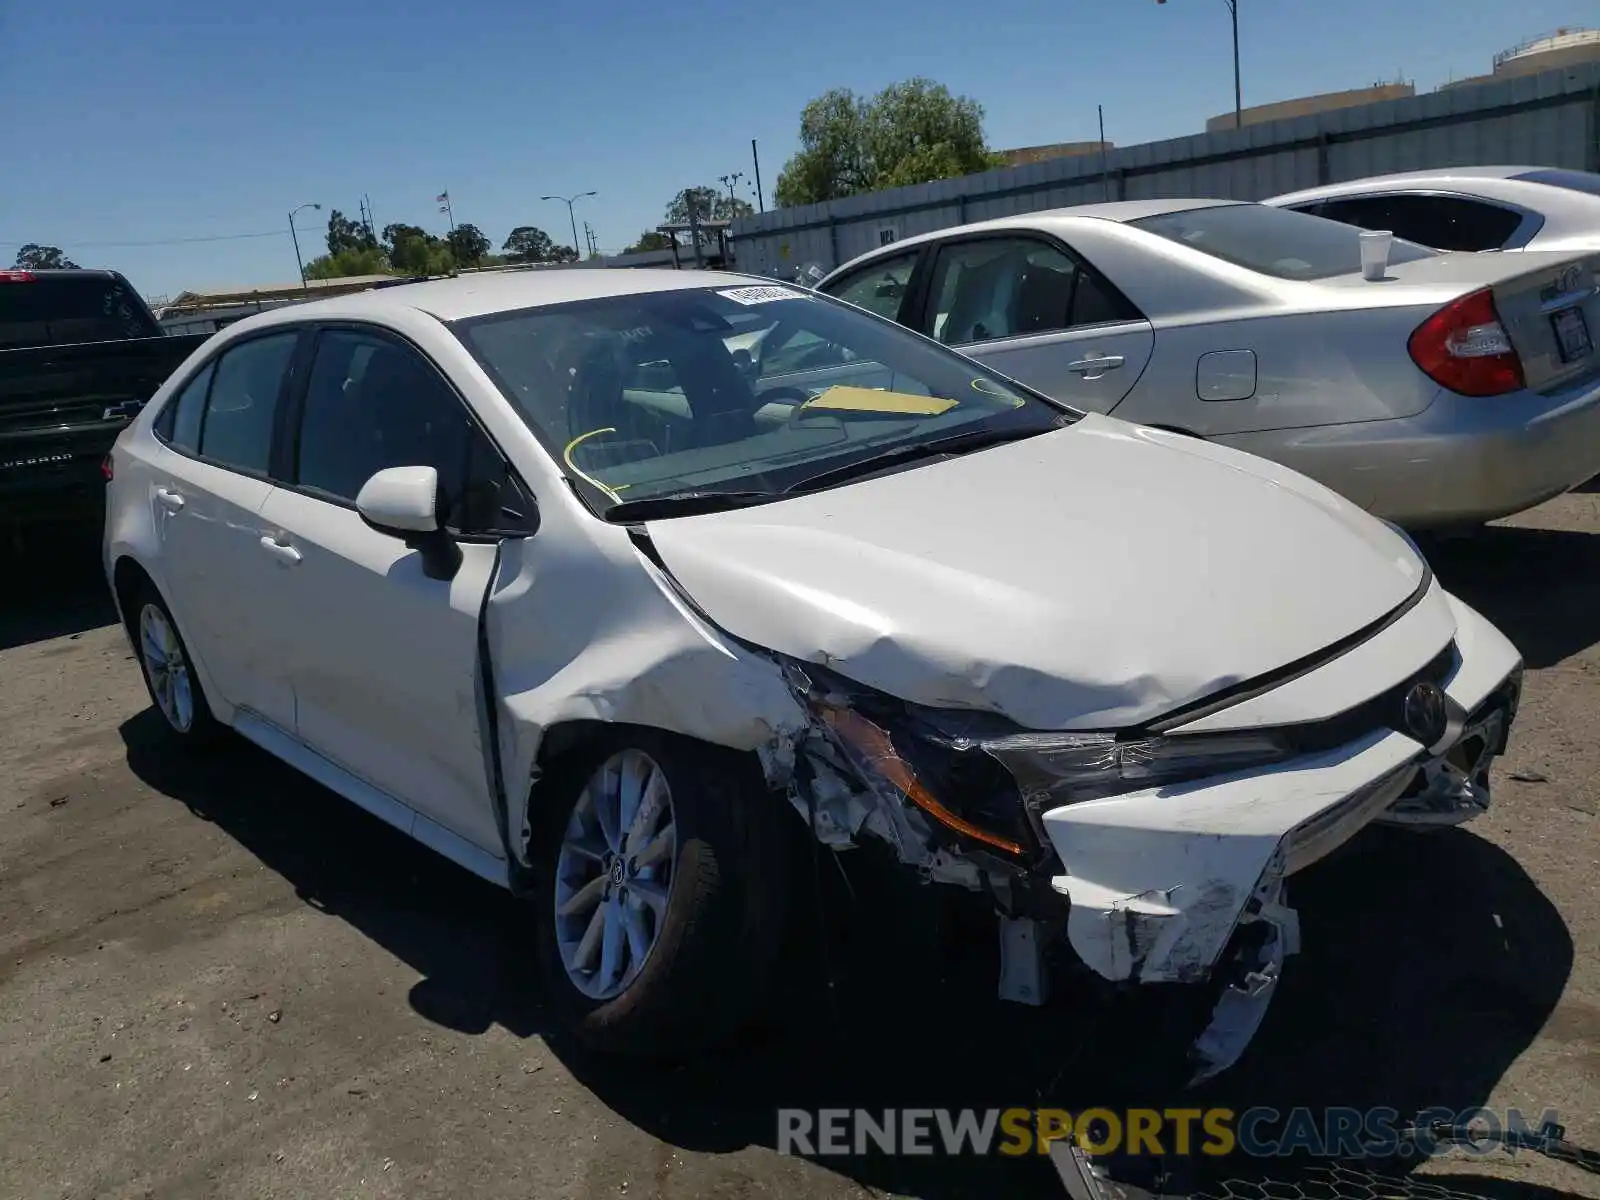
[436,191,450,212]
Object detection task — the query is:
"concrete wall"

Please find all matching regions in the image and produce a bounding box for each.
[729,62,1600,279]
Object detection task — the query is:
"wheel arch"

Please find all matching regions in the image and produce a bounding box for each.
[519,719,775,857]
[111,554,157,643]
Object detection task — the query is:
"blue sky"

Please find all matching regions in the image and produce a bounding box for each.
[1,0,1592,299]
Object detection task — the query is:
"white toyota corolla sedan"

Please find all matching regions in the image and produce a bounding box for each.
[103,268,1522,1080]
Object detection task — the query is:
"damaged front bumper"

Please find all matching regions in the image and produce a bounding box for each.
[772,592,1523,1083]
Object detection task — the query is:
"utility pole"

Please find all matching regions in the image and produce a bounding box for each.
[720,172,743,209]
[437,190,456,236]
[359,194,377,244]
[1157,0,1241,130]
[288,202,321,292]
[1098,105,1111,201]
[584,220,597,258]
[751,139,765,212]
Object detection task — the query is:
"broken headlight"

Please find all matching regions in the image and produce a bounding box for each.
[781,658,1297,858]
[780,659,1041,860]
[981,729,1295,820]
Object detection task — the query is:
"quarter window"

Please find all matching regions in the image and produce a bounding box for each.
[294,329,518,533]
[825,251,918,321]
[197,333,298,474]
[156,361,215,453]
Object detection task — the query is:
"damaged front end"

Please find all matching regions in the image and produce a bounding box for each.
[771,650,1523,1086]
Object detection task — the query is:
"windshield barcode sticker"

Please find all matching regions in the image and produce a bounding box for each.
[717,285,807,305]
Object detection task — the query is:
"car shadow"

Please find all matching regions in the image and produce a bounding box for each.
[117,709,551,1042]
[119,704,1575,1199]
[0,524,118,651]
[543,825,1575,1199]
[1423,522,1600,669]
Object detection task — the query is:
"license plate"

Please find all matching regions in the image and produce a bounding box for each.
[1551,306,1593,364]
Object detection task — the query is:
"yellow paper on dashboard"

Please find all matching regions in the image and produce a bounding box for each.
[800,386,958,417]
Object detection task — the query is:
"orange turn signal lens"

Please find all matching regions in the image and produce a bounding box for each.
[819,703,1027,857]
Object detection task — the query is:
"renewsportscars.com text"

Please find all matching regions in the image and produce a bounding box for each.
[777,1106,1560,1159]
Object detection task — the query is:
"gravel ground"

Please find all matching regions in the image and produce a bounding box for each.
[1,494,1597,1200]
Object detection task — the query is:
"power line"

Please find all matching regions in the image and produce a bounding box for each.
[0,229,288,249]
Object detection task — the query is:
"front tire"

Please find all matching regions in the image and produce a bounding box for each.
[132,587,220,745]
[532,729,791,1055]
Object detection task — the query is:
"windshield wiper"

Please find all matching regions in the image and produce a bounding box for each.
[603,489,780,523]
[781,421,1065,496]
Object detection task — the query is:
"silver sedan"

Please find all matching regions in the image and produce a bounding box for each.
[1266,166,1600,254]
[813,199,1600,529]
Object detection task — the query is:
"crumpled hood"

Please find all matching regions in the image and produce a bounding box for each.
[644,414,1428,730]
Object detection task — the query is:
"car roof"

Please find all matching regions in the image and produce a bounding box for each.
[819,197,1240,277]
[239,267,769,326]
[1266,166,1547,206]
[7,268,129,282]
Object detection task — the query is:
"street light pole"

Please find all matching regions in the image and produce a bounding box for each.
[1228,0,1241,130]
[288,202,321,293]
[541,191,596,262]
[1157,0,1241,130]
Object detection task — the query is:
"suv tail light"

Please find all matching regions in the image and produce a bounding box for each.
[0,269,36,283]
[101,455,114,482]
[1408,287,1524,397]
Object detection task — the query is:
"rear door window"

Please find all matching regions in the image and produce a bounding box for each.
[196,333,299,475]
[925,237,1135,344]
[0,274,161,350]
[1314,194,1523,252]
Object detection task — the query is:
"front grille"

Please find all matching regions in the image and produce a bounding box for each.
[1281,641,1457,755]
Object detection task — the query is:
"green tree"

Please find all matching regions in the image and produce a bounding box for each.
[13,243,80,270]
[774,78,1002,207]
[623,230,673,253]
[302,246,390,279]
[502,225,576,264]
[446,223,491,267]
[774,90,873,207]
[382,223,442,274]
[666,186,754,227]
[325,209,376,256]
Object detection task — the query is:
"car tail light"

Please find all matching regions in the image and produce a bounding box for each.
[0,269,35,283]
[1408,287,1524,397]
[101,455,113,482]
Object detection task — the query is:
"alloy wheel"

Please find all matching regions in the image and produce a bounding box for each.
[553,749,677,1001]
[139,603,194,733]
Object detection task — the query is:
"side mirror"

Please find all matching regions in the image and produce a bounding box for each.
[355,465,462,581]
[356,465,440,533]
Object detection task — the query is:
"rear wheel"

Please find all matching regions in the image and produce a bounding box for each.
[533,729,791,1055]
[133,588,220,744]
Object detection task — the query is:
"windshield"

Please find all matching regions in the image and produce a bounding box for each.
[1514,168,1600,199]
[1129,203,1437,280]
[0,273,160,350]
[452,283,1073,516]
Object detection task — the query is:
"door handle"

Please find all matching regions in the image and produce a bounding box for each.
[155,487,185,513]
[259,535,303,566]
[1067,354,1126,375]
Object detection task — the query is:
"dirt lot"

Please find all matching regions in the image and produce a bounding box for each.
[2,496,1598,1200]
